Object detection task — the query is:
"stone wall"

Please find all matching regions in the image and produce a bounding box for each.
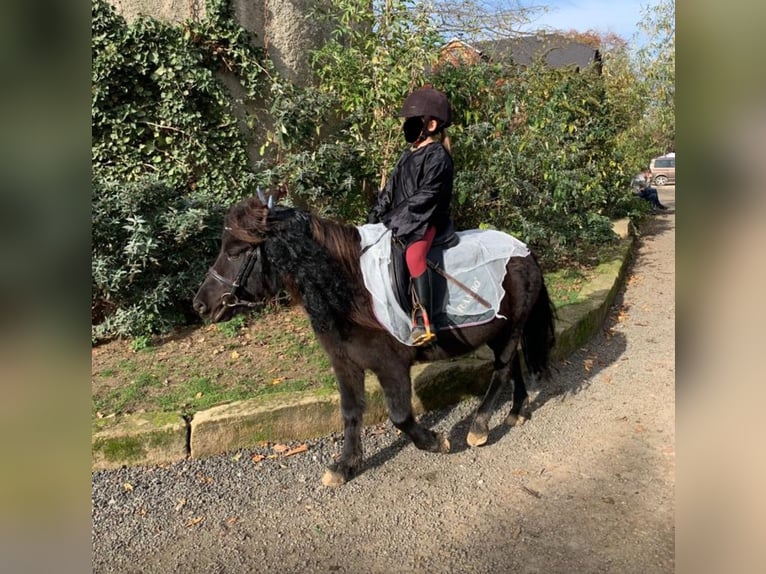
[109,0,206,25]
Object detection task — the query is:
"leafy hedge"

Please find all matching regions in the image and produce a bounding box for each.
[92,0,654,341]
[434,61,633,259]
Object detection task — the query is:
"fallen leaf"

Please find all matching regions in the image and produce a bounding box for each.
[175,498,187,511]
[186,516,204,527]
[226,516,238,526]
[603,374,613,385]
[617,311,629,322]
[272,443,290,453]
[123,482,133,492]
[583,359,594,372]
[270,377,285,386]
[232,452,242,462]
[230,350,240,360]
[195,391,203,399]
[251,454,265,463]
[285,444,309,457]
[96,411,104,419]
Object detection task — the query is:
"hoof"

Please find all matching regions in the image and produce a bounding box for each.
[505,413,527,427]
[321,468,346,487]
[466,430,488,447]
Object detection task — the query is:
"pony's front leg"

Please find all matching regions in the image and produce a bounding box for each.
[322,361,365,487]
[376,367,450,454]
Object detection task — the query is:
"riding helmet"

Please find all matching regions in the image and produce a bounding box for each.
[398,87,452,129]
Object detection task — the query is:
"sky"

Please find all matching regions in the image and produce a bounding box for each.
[514,0,660,47]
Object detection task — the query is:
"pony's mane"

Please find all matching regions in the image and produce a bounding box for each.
[307,214,383,331]
[228,197,382,334]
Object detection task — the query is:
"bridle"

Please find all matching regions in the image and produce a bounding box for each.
[206,246,262,309]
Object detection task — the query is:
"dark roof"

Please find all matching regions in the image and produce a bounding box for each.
[474,34,601,72]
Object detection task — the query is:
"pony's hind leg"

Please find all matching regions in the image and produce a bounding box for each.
[322,360,365,487]
[467,333,520,447]
[376,366,450,454]
[504,353,530,427]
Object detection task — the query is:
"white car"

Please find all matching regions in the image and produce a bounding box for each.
[649,153,675,186]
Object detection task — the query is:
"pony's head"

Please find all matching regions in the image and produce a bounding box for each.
[193,195,283,323]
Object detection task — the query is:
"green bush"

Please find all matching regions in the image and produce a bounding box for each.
[91,178,223,339]
[431,61,632,263]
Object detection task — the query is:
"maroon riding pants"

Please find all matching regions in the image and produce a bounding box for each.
[405,226,436,278]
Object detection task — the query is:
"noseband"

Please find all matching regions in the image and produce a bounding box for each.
[207,246,262,309]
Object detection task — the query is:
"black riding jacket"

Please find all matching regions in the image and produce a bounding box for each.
[368,142,453,247]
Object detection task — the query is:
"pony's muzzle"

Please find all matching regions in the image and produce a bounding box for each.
[192,293,210,318]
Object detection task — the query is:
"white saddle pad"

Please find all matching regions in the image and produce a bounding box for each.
[357,223,530,345]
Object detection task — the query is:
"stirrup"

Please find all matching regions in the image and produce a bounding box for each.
[412,329,437,346]
[411,305,437,346]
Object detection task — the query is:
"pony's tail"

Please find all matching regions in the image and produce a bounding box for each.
[521,281,557,377]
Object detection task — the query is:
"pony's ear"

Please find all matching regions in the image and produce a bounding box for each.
[256,187,276,210]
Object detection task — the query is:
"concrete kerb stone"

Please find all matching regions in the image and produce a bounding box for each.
[92,411,188,471]
[91,219,634,469]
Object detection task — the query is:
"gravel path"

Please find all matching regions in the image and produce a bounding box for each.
[93,189,675,573]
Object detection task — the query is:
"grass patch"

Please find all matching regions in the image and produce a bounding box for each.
[545,239,627,309]
[93,372,162,416]
[216,314,247,338]
[545,268,590,308]
[92,307,336,417]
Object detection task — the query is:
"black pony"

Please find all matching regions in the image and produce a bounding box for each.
[194,196,556,486]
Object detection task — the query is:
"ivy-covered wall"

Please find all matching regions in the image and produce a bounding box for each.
[108,0,329,85]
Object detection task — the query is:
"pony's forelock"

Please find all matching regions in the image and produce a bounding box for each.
[226,197,269,244]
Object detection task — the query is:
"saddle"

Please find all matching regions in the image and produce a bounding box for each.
[389,221,459,326]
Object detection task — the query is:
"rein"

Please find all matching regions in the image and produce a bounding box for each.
[206,247,261,309]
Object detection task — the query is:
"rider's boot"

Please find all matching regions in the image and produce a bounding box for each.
[411,272,437,346]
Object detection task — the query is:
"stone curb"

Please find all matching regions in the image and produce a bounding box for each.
[92,220,634,470]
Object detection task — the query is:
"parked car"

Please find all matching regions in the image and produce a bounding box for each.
[649,153,675,186]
